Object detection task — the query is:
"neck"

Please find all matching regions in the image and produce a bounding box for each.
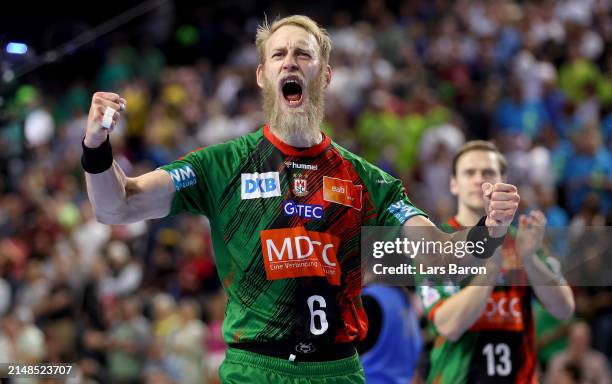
[269,125,322,148]
[455,204,485,226]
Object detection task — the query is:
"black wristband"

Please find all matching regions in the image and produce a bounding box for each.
[466,216,506,259]
[81,136,113,174]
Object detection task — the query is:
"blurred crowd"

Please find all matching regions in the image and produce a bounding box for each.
[1,0,612,382]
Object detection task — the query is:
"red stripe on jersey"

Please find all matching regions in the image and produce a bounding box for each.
[316,147,375,342]
[516,302,537,383]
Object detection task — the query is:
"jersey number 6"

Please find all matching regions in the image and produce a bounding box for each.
[307,295,329,335]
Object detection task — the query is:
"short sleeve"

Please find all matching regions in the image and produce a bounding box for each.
[358,162,427,225]
[374,177,428,226]
[159,149,215,219]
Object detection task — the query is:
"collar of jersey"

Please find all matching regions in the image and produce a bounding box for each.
[263,125,330,157]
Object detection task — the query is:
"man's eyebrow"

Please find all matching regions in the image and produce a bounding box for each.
[463,167,496,172]
[294,46,314,53]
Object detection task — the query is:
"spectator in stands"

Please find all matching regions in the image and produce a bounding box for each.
[546,322,611,384]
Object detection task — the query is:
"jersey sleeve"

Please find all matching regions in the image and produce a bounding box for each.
[362,163,427,226]
[369,175,428,226]
[158,149,216,219]
[158,132,261,221]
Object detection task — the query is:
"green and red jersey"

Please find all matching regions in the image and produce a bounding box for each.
[418,217,538,384]
[160,126,426,346]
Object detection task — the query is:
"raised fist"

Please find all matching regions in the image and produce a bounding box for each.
[482,182,520,238]
[84,92,126,148]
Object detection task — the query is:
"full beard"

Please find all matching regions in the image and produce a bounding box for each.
[262,71,325,145]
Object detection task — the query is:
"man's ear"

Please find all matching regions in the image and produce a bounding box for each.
[324,64,332,89]
[256,64,264,89]
[450,176,458,196]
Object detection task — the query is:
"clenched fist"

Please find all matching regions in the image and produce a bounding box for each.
[482,182,520,238]
[84,92,126,148]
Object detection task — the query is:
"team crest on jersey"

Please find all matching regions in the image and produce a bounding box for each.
[293,178,308,196]
[292,172,309,197]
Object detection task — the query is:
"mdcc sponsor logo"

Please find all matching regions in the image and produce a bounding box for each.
[484,297,521,319]
[260,228,340,285]
[472,291,525,331]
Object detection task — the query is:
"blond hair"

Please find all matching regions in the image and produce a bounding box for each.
[255,15,332,64]
[452,140,508,176]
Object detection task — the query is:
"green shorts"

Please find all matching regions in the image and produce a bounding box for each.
[219,347,365,383]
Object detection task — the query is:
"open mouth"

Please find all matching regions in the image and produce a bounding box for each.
[281,76,304,107]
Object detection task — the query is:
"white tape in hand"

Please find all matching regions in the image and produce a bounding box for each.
[102,107,116,129]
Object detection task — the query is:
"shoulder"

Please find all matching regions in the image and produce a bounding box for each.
[331,141,397,183]
[160,129,264,188]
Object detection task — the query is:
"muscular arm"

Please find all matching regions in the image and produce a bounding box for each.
[523,254,574,320]
[427,246,502,342]
[517,211,574,320]
[402,215,504,341]
[433,284,496,342]
[401,182,517,341]
[85,162,175,225]
[82,91,176,225]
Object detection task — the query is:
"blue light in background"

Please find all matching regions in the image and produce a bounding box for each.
[6,42,28,55]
